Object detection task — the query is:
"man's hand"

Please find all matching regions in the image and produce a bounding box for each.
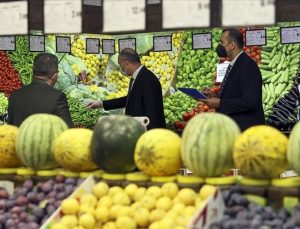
[202,88,217,98]
[199,98,220,109]
[87,100,103,109]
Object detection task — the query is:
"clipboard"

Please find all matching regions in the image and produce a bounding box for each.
[178,88,207,99]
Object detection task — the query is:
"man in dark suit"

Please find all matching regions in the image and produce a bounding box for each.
[87,48,166,130]
[8,53,73,127]
[201,29,265,131]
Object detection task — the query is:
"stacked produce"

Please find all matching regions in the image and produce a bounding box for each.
[259,27,300,117]
[50,182,218,229]
[104,70,130,99]
[0,176,79,229]
[240,28,262,64]
[175,29,221,89]
[8,36,39,85]
[210,186,300,229]
[0,93,8,115]
[0,52,22,96]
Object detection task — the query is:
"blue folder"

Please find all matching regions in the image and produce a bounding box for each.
[177,87,207,99]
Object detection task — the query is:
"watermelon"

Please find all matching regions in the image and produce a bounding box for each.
[16,114,68,169]
[91,115,145,173]
[0,125,22,167]
[181,113,240,177]
[287,122,300,174]
[134,129,182,176]
[234,125,288,178]
[54,128,97,171]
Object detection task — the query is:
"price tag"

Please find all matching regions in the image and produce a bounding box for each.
[163,0,210,29]
[56,36,71,53]
[0,1,27,35]
[192,33,212,49]
[103,0,145,33]
[222,0,275,26]
[44,0,82,34]
[118,38,136,52]
[216,63,230,83]
[83,0,102,6]
[245,29,266,46]
[102,39,115,54]
[86,38,100,54]
[147,0,161,4]
[29,35,45,52]
[0,36,16,51]
[281,27,300,44]
[153,35,172,52]
[0,181,14,196]
[188,189,225,229]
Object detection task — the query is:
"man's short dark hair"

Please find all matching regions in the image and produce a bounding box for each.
[33,53,58,78]
[119,48,140,64]
[223,29,244,49]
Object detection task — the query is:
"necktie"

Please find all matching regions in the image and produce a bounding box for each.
[128,78,134,93]
[219,64,232,96]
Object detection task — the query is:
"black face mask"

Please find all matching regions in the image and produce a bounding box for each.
[215,42,231,58]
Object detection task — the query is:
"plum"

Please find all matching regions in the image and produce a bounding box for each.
[5,219,15,228]
[16,195,29,206]
[65,184,74,196]
[27,192,38,204]
[17,222,27,229]
[53,183,64,192]
[23,179,34,190]
[19,212,28,222]
[0,199,7,210]
[26,222,39,229]
[56,192,66,200]
[65,178,76,185]
[32,206,44,220]
[55,175,65,183]
[46,204,56,215]
[27,215,38,223]
[0,189,8,199]
[36,192,45,202]
[41,183,52,194]
[47,191,57,198]
[11,206,22,214]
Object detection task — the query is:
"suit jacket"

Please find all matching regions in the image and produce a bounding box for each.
[103,66,166,130]
[219,52,265,131]
[8,79,73,127]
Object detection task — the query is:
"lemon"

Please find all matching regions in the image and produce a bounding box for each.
[140,195,157,210]
[94,206,110,223]
[130,202,142,213]
[110,204,123,220]
[61,198,79,215]
[171,202,185,213]
[199,185,217,200]
[72,226,85,229]
[147,186,162,198]
[79,213,95,229]
[161,182,179,199]
[149,209,166,222]
[80,193,97,207]
[109,186,124,196]
[172,196,180,204]
[176,215,192,227]
[133,207,150,227]
[93,182,109,199]
[159,218,175,229]
[112,192,131,206]
[177,188,196,205]
[133,187,146,202]
[97,195,112,208]
[183,206,197,217]
[80,204,96,214]
[103,221,117,229]
[156,196,173,211]
[60,215,78,227]
[51,223,68,229]
[116,216,137,229]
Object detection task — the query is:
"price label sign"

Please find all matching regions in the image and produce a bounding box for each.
[44,0,82,34]
[56,36,71,53]
[102,39,115,54]
[216,63,230,83]
[0,36,16,51]
[192,33,212,49]
[29,35,45,52]
[0,1,28,35]
[118,38,136,52]
[103,0,145,33]
[222,0,275,26]
[245,29,266,46]
[86,38,100,54]
[163,0,210,29]
[281,27,300,44]
[153,35,172,52]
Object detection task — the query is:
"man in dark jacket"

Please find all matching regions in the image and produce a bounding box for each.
[201,29,265,131]
[8,53,73,127]
[88,48,166,130]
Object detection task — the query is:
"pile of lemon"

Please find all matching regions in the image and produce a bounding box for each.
[105,70,130,99]
[50,182,216,229]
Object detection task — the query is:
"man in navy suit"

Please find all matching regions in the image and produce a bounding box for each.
[88,48,166,130]
[202,29,265,131]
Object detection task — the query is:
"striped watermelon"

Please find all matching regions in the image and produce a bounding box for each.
[91,115,145,173]
[181,113,240,177]
[287,122,300,174]
[16,114,68,169]
[54,128,97,171]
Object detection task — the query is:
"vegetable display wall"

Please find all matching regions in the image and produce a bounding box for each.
[0,23,299,131]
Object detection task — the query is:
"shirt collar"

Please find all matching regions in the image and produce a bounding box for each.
[132,65,143,80]
[230,51,243,67]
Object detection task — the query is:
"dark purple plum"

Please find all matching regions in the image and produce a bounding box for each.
[41,183,52,194]
[26,222,39,229]
[65,178,76,185]
[55,175,65,183]
[16,195,28,206]
[0,189,8,199]
[23,179,34,190]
